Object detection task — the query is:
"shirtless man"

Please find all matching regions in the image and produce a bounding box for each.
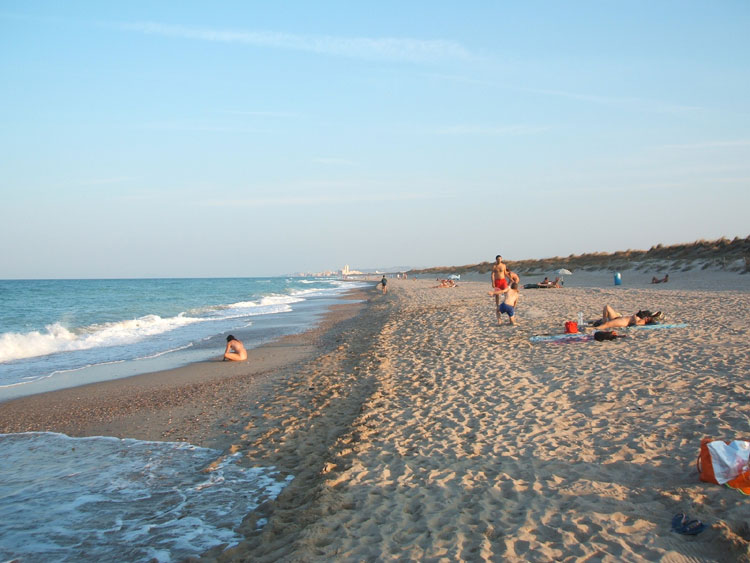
[589,306,659,330]
[491,255,508,307]
[223,335,248,361]
[488,282,520,326]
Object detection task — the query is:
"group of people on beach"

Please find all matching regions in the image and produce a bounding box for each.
[488,255,521,326]
[224,258,667,361]
[486,254,664,334]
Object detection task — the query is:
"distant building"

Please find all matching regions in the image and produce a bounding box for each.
[341,264,364,276]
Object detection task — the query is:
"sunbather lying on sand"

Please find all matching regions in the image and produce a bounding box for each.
[651,274,669,284]
[537,277,561,288]
[589,306,662,329]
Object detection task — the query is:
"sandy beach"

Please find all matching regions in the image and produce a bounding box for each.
[3,274,750,561]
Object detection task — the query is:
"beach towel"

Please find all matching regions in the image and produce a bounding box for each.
[633,323,687,330]
[698,438,750,494]
[529,333,592,343]
[529,323,687,343]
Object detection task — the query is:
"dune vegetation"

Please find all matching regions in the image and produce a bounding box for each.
[409,235,750,277]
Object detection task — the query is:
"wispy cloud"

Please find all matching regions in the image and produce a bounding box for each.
[311,157,357,166]
[130,120,269,134]
[436,124,550,136]
[119,21,473,63]
[527,88,701,114]
[202,192,451,207]
[221,110,299,118]
[655,140,750,150]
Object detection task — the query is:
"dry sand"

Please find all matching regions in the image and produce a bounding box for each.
[2,275,750,561]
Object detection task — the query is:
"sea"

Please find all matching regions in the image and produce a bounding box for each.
[0,276,369,562]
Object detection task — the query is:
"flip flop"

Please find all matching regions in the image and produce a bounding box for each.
[680,519,707,535]
[671,513,687,530]
[671,513,706,535]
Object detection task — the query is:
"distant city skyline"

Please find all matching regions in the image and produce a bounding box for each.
[1,2,748,279]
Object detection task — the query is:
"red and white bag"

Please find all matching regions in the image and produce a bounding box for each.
[697,438,750,494]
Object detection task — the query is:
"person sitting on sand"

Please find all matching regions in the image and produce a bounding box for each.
[589,306,661,330]
[488,282,520,326]
[651,274,669,284]
[223,335,248,361]
[434,279,456,288]
[539,276,562,288]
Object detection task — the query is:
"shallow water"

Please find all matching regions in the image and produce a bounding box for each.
[0,277,368,399]
[0,432,292,562]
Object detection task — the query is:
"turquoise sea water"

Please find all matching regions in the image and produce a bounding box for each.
[0,277,366,561]
[0,276,365,399]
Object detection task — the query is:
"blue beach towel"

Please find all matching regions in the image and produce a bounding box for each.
[529,333,593,343]
[529,323,687,343]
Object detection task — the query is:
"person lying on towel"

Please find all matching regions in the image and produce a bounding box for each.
[588,306,662,329]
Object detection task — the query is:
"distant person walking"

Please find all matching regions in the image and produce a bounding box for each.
[223,335,247,361]
[491,255,508,308]
[380,275,388,294]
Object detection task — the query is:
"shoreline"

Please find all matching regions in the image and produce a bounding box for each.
[0,285,382,450]
[3,275,749,561]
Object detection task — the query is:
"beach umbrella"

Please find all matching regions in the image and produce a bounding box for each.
[554,268,572,285]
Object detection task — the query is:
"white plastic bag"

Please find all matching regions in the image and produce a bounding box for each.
[707,440,750,484]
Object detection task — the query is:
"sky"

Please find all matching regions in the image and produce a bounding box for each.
[1,1,748,278]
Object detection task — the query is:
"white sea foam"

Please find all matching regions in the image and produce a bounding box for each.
[0,293,313,364]
[0,432,293,562]
[0,314,202,363]
[0,278,366,392]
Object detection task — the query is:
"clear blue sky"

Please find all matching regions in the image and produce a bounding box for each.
[1,1,748,278]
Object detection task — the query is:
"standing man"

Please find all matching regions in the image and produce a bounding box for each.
[491,255,508,308]
[380,275,388,294]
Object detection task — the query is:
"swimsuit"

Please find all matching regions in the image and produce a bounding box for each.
[499,302,515,317]
[494,278,508,290]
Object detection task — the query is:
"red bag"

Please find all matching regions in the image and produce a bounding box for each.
[697,437,750,494]
[564,321,578,334]
[697,437,720,484]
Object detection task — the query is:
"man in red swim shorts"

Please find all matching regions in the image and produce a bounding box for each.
[491,255,508,307]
